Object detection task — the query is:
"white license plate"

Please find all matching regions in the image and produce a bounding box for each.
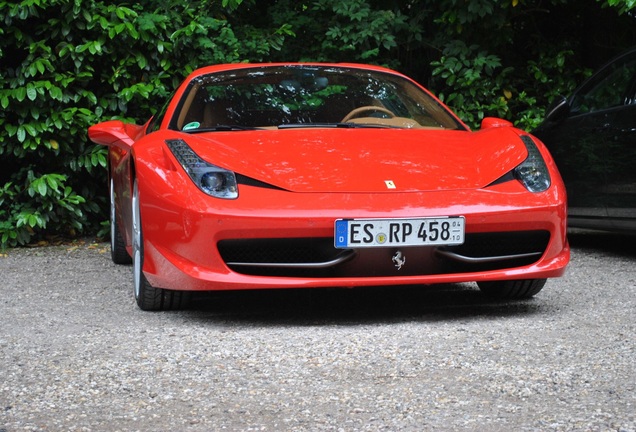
[335,217,465,248]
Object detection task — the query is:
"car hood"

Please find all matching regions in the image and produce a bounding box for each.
[180,127,528,193]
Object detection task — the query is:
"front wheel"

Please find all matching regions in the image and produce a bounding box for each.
[477,279,547,300]
[132,178,190,311]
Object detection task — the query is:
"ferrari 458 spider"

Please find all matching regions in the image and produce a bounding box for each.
[89,63,569,311]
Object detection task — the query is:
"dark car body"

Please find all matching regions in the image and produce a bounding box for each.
[533,47,636,232]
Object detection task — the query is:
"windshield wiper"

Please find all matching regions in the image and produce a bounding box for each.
[277,122,394,129]
[184,125,265,133]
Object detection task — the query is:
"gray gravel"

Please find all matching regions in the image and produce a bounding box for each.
[1,230,635,431]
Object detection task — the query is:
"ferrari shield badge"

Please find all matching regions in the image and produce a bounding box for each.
[385,180,396,189]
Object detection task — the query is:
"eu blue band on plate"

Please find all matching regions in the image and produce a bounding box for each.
[335,220,349,247]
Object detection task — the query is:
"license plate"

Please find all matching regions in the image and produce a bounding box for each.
[335,217,465,248]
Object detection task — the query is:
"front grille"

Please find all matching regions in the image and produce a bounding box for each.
[217,231,551,277]
[438,230,550,272]
[444,231,550,258]
[218,238,340,265]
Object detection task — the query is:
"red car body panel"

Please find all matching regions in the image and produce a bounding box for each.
[89,63,569,298]
[164,127,528,193]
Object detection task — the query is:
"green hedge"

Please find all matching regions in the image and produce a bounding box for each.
[1,0,634,248]
[0,0,292,247]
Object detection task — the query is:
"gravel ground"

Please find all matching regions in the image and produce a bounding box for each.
[1,230,635,431]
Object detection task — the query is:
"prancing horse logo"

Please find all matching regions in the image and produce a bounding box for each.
[392,251,406,270]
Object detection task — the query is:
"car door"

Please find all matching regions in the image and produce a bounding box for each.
[602,88,636,230]
[534,49,636,229]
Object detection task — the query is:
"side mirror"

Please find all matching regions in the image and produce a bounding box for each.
[88,120,142,149]
[481,117,514,129]
[544,95,570,123]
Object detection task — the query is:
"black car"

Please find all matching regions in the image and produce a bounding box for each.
[533,47,636,232]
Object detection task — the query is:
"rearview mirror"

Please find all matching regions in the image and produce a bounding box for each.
[88,120,142,149]
[481,117,513,129]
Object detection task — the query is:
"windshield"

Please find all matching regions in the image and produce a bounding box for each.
[170,65,465,131]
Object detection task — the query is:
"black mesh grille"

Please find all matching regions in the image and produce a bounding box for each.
[439,230,551,272]
[442,231,550,258]
[217,231,551,277]
[218,238,338,265]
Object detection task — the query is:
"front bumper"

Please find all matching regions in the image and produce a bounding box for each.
[138,179,569,292]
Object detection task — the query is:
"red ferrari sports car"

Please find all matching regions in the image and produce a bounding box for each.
[89,63,569,311]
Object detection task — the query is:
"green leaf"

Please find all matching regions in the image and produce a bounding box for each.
[26,85,37,101]
[49,86,64,101]
[28,214,39,228]
[45,176,60,191]
[23,124,37,137]
[17,127,26,143]
[136,53,147,69]
[14,87,27,102]
[37,180,47,196]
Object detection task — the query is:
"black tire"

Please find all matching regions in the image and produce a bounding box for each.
[132,178,190,311]
[110,178,132,265]
[477,279,547,300]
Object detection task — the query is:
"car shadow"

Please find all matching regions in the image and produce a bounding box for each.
[164,230,629,326]
[184,283,546,326]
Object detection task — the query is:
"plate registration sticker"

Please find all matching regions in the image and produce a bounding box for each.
[335,217,465,248]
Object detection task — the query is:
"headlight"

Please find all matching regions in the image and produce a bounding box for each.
[166,139,238,199]
[514,135,551,193]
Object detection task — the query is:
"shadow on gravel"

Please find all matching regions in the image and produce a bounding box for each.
[185,283,545,326]
[171,229,630,326]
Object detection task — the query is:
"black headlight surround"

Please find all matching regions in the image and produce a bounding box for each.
[165,139,238,199]
[514,135,551,193]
